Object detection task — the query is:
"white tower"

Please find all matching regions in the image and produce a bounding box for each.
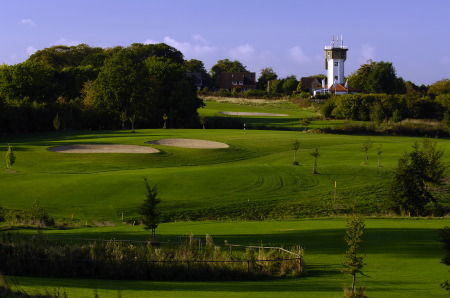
[324,36,348,88]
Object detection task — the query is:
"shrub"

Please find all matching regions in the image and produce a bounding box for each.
[0,233,304,281]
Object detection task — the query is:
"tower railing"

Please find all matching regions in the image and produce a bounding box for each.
[324,45,348,50]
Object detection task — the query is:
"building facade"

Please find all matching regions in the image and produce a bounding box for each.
[220,72,256,91]
[324,35,348,88]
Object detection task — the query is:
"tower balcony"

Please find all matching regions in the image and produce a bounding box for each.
[324,45,348,50]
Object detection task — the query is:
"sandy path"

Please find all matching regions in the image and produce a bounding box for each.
[219,111,289,117]
[146,138,229,149]
[47,144,159,153]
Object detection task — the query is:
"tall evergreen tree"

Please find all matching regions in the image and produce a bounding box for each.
[5,144,16,169]
[139,178,161,240]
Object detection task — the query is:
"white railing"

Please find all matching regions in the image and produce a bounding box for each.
[324,45,348,50]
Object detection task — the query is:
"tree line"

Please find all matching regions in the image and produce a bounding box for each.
[0,43,204,133]
[1,43,450,134]
[321,89,450,124]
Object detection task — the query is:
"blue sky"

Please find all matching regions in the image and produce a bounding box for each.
[2,0,449,85]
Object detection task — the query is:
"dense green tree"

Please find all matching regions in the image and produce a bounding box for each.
[369,102,385,124]
[139,178,161,240]
[342,214,366,296]
[93,49,150,125]
[146,56,203,127]
[428,79,450,97]
[439,227,450,291]
[347,60,406,94]
[282,76,298,95]
[421,138,446,184]
[436,94,450,112]
[184,59,212,88]
[267,79,282,96]
[405,80,427,97]
[29,44,105,69]
[59,65,99,100]
[0,61,57,103]
[210,59,248,89]
[388,139,446,216]
[128,43,184,64]
[256,67,278,91]
[168,78,204,127]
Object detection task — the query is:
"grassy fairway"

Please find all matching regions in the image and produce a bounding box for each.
[1,129,448,221]
[199,98,318,130]
[8,218,450,297]
[1,126,450,222]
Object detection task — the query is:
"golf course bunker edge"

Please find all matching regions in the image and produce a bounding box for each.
[47,144,160,153]
[146,138,229,149]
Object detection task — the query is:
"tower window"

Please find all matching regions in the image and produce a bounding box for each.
[334,62,338,66]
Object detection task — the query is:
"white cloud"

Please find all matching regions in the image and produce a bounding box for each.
[26,46,37,56]
[360,44,375,63]
[143,36,217,59]
[143,39,159,45]
[288,46,310,64]
[192,35,210,45]
[163,36,191,53]
[53,38,80,46]
[229,44,255,60]
[164,36,217,58]
[18,19,36,26]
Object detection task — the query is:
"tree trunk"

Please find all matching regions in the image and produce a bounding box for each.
[352,273,356,292]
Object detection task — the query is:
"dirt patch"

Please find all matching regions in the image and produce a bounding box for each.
[146,138,229,149]
[219,111,289,117]
[47,144,159,154]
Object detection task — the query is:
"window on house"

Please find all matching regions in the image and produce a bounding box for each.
[232,81,237,85]
[239,81,244,85]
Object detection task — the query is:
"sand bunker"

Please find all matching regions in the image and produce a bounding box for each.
[47,144,159,154]
[219,111,289,117]
[146,138,229,149]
